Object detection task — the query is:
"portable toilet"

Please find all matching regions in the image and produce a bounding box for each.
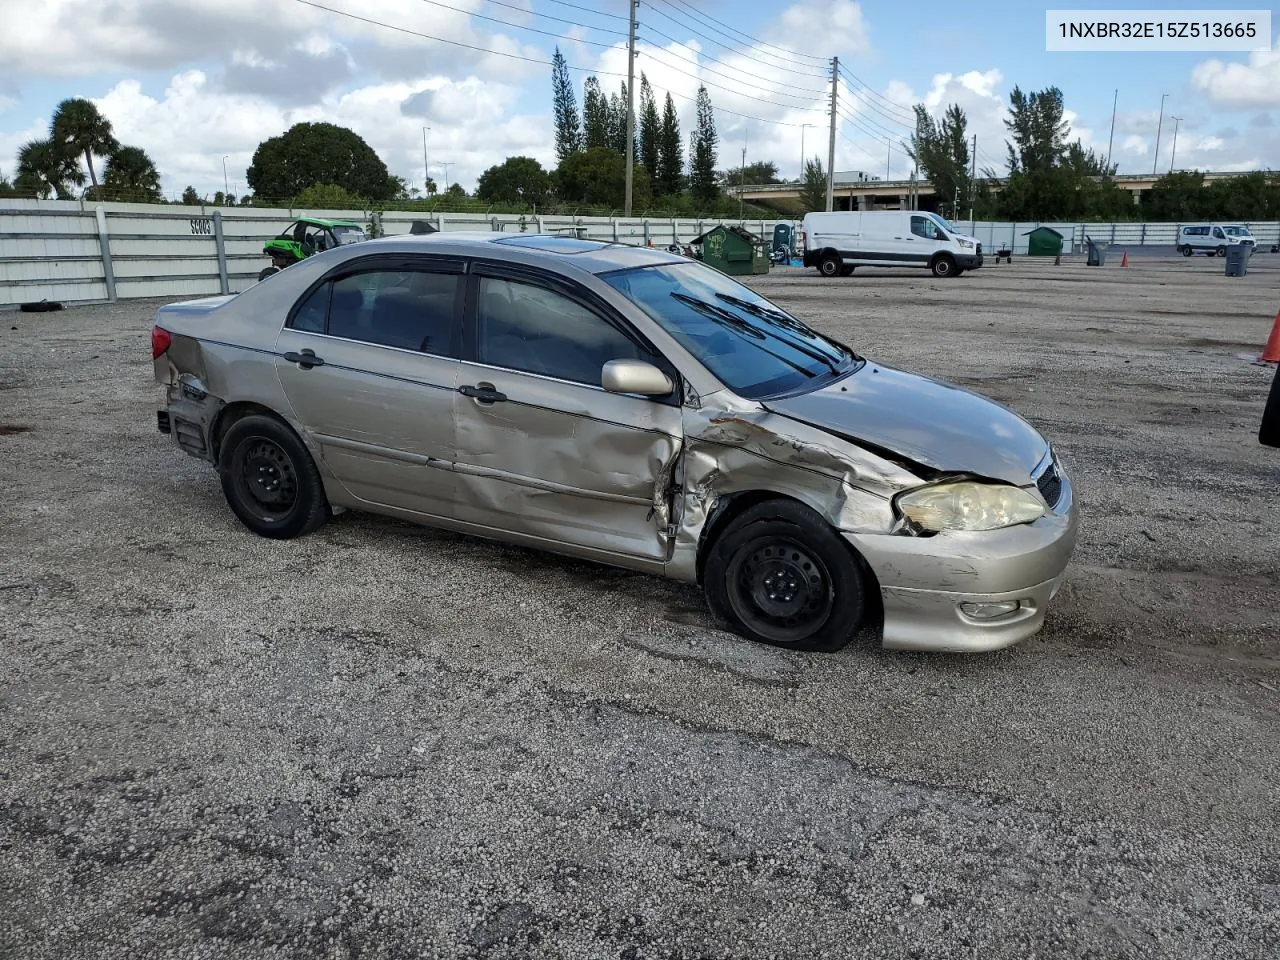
[1024,226,1066,257]
[691,224,770,276]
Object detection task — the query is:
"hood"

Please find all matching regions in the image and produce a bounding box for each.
[766,365,1049,486]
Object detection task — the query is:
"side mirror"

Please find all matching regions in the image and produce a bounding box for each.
[602,359,673,397]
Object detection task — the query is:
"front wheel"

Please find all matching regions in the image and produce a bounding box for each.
[931,254,957,278]
[218,414,330,539]
[258,266,280,282]
[819,254,842,277]
[703,500,868,652]
[1216,246,1227,257]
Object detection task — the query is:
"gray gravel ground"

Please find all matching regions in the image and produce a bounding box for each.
[1,253,1278,959]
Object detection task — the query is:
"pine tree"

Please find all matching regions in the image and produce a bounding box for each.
[583,77,609,151]
[689,86,718,203]
[638,74,660,187]
[799,156,827,212]
[551,47,583,163]
[657,93,683,197]
[608,82,635,157]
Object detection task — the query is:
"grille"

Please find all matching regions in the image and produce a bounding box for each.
[1036,457,1063,508]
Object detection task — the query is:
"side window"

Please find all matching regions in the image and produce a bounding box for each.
[476,276,649,386]
[292,282,330,334]
[911,217,942,240]
[1213,227,1225,239]
[302,224,329,254]
[328,269,460,354]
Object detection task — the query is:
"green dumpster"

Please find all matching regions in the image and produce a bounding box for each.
[690,224,770,276]
[1024,225,1066,257]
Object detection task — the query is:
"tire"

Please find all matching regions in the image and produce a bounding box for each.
[1216,246,1227,257]
[703,500,867,653]
[19,301,64,312]
[258,266,281,282]
[1180,246,1192,257]
[839,265,855,276]
[931,254,957,278]
[819,253,842,277]
[218,414,329,539]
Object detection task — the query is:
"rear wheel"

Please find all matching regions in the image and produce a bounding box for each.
[931,254,957,278]
[704,500,867,652]
[1180,245,1192,257]
[819,253,842,277]
[218,415,329,539]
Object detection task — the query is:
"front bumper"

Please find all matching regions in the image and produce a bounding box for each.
[956,252,983,270]
[843,474,1077,652]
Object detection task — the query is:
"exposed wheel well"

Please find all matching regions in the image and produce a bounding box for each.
[930,251,956,265]
[210,401,288,462]
[694,489,884,631]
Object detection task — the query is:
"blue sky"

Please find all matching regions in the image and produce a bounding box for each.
[1,0,1276,199]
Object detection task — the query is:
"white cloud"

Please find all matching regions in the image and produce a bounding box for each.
[1191,40,1280,108]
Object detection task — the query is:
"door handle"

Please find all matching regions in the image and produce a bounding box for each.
[459,382,508,404]
[283,349,325,369]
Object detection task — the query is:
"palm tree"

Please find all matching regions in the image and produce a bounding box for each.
[50,98,119,189]
[16,139,85,200]
[103,146,162,201]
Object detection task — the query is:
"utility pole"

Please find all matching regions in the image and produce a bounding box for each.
[738,146,746,219]
[886,142,890,181]
[1169,117,1183,172]
[825,57,838,212]
[1106,88,1118,172]
[1152,93,1168,175]
[624,0,638,217]
[440,161,454,194]
[222,156,229,198]
[422,126,430,194]
[969,134,977,221]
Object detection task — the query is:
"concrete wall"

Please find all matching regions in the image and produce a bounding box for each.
[4,198,1279,305]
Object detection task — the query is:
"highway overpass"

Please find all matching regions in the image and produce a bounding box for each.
[736,170,1250,213]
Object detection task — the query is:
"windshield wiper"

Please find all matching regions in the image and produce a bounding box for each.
[710,293,846,374]
[670,293,817,377]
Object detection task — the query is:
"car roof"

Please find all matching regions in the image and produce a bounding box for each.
[300,217,364,228]
[352,232,687,275]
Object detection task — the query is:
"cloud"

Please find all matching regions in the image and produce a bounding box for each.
[1191,41,1280,108]
[1249,113,1273,128]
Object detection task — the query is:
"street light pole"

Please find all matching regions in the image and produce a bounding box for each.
[1152,93,1168,175]
[1106,88,1118,171]
[1168,117,1183,172]
[440,162,454,194]
[222,156,229,198]
[422,127,430,195]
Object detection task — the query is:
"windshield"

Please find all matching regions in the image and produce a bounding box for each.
[1223,225,1252,237]
[928,213,955,234]
[332,226,366,245]
[603,262,859,399]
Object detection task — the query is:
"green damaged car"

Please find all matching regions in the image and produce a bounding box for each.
[259,217,367,281]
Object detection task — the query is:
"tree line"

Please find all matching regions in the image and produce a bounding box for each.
[907,85,1280,222]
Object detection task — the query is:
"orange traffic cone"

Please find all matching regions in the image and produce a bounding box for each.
[1259,309,1280,364]
[1120,249,1129,268]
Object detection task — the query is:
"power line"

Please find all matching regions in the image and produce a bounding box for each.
[538,0,629,23]
[292,0,629,75]
[836,103,907,144]
[479,0,630,35]
[841,87,916,133]
[636,48,828,113]
[411,0,621,47]
[836,64,916,122]
[639,21,830,97]
[641,0,830,77]
[655,0,829,64]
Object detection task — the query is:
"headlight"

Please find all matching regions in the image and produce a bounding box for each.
[957,238,974,249]
[897,481,1045,532]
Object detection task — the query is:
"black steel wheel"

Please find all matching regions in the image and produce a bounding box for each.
[218,414,329,539]
[704,500,868,652]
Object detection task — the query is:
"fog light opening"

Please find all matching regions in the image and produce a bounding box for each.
[961,600,1022,622]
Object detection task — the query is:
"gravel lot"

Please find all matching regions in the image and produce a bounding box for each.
[2,253,1278,959]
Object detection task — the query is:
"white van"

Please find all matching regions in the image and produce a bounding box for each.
[1176,224,1256,257]
[800,210,983,278]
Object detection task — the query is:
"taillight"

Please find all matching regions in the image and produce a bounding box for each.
[151,325,172,359]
